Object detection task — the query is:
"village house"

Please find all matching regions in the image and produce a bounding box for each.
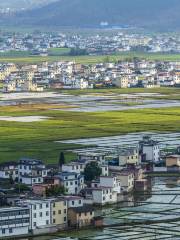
[50,198,68,228]
[67,205,94,228]
[0,161,18,180]
[166,155,180,172]
[19,199,52,235]
[55,172,85,195]
[18,158,49,186]
[139,136,160,163]
[118,147,139,166]
[62,162,86,174]
[109,167,134,192]
[63,196,84,208]
[81,175,121,205]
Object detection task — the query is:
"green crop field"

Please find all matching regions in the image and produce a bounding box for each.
[1,52,180,64]
[1,104,180,164]
[48,47,71,56]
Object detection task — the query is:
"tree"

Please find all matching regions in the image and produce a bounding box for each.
[46,185,65,197]
[59,152,65,167]
[14,184,30,193]
[84,162,102,182]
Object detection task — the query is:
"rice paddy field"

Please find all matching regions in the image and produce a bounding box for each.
[1,52,180,64]
[1,88,180,163]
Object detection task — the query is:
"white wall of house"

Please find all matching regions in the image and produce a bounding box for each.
[100,176,121,194]
[62,163,85,174]
[143,145,160,162]
[65,197,84,208]
[116,174,134,192]
[92,188,117,205]
[26,200,51,230]
[0,207,30,237]
[19,176,43,185]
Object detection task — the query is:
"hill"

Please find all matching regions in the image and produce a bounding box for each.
[6,0,180,30]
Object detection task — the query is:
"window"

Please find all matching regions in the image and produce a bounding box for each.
[79,213,81,217]
[79,200,81,204]
[53,211,56,215]
[53,219,56,224]
[33,205,36,210]
[58,210,61,214]
[72,201,74,205]
[40,204,42,209]
[2,229,5,234]
[46,220,49,225]
[33,222,36,227]
[64,217,67,222]
[53,203,55,207]
[70,181,73,185]
[46,203,49,208]
[9,228,13,234]
[33,213,36,218]
[46,211,49,216]
[64,209,66,214]
[66,182,68,186]
[39,212,43,217]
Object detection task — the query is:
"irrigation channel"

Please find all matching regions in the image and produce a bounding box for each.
[21,176,180,240]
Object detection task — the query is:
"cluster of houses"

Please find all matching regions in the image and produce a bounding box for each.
[2,59,180,92]
[1,135,179,238]
[1,31,180,55]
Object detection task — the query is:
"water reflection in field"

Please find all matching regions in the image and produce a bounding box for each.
[27,177,180,240]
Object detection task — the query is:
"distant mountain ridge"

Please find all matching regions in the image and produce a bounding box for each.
[7,0,180,30]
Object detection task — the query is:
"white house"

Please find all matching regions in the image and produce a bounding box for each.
[82,187,118,205]
[109,169,134,192]
[99,176,121,194]
[139,136,160,163]
[18,158,48,185]
[63,196,84,208]
[56,172,84,195]
[0,162,18,180]
[20,199,51,232]
[0,207,30,237]
[62,162,85,174]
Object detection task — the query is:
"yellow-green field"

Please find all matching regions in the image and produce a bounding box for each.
[1,102,180,163]
[1,52,180,64]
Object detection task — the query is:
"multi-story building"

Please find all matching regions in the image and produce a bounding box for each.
[62,162,85,174]
[20,199,51,233]
[56,172,84,194]
[68,206,94,228]
[50,198,68,228]
[18,158,48,185]
[0,207,30,237]
[139,136,160,163]
[118,147,139,166]
[0,161,18,180]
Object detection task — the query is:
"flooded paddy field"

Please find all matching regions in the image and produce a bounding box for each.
[25,177,180,240]
[1,91,180,112]
[59,132,180,154]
